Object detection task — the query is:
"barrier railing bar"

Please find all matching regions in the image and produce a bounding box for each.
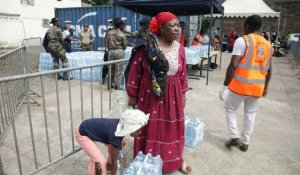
[0,92,5,129]
[40,76,52,162]
[0,46,26,58]
[28,148,82,175]
[109,64,112,110]
[80,69,84,122]
[0,84,8,126]
[55,74,64,157]
[67,71,75,151]
[0,59,128,83]
[90,68,94,118]
[25,77,38,170]
[6,81,23,175]
[100,66,103,118]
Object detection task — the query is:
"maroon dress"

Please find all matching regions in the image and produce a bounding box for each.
[126,41,189,172]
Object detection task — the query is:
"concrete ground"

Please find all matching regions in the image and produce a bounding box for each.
[1,52,300,175]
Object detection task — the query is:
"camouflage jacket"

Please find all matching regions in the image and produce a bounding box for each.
[106,29,127,50]
[47,26,63,44]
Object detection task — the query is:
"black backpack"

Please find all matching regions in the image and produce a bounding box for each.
[43,32,50,53]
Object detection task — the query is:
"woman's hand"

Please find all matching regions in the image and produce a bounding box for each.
[182,94,186,108]
[128,97,137,108]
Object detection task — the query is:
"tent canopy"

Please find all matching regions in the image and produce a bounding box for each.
[114,0,224,16]
[222,0,280,17]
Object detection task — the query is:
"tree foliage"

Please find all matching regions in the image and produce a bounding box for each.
[93,0,113,6]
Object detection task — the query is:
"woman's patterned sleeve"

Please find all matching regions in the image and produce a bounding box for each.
[126,49,144,97]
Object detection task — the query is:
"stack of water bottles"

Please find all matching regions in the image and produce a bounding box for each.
[184,45,212,64]
[123,151,163,175]
[184,113,205,148]
[39,52,54,72]
[125,47,133,59]
[69,51,105,81]
[39,50,134,82]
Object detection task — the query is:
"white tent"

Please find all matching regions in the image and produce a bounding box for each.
[222,0,280,17]
[215,0,280,68]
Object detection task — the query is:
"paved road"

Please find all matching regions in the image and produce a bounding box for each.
[1,53,300,175]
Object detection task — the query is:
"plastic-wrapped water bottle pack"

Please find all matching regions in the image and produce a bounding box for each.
[184,45,212,64]
[184,113,205,148]
[124,151,163,175]
[38,49,134,82]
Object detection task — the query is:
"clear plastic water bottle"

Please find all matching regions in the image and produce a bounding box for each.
[151,155,163,175]
[142,153,154,175]
[116,149,126,175]
[133,151,145,173]
[124,163,136,175]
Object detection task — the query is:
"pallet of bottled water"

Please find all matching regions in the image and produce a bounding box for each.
[184,114,204,148]
[185,45,212,64]
[124,151,163,175]
[39,50,134,81]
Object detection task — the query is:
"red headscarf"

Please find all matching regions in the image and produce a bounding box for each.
[149,12,177,35]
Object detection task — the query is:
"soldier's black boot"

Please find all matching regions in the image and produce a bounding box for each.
[63,72,73,81]
[56,73,63,80]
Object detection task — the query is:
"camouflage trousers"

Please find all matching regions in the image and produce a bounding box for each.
[108,49,125,87]
[48,43,68,69]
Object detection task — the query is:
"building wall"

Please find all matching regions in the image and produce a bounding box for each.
[0,0,82,48]
[264,0,300,35]
[217,0,300,36]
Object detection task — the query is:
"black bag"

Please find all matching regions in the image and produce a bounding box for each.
[43,32,50,53]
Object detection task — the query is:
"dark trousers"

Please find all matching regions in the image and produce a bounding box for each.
[102,51,109,81]
[65,42,72,53]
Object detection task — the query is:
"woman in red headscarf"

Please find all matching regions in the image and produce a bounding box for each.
[126,12,191,173]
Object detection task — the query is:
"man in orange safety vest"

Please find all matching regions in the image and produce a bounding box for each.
[219,15,273,152]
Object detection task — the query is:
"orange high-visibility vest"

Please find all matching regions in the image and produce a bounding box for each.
[192,33,202,46]
[228,33,273,97]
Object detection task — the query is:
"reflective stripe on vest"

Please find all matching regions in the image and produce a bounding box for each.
[228,34,272,97]
[235,75,265,84]
[237,35,272,73]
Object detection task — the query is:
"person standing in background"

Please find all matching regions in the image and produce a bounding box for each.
[102,19,114,84]
[179,21,186,46]
[78,23,94,51]
[47,17,71,80]
[192,29,204,46]
[214,27,220,37]
[106,18,127,90]
[219,15,273,152]
[63,20,74,53]
[136,17,151,40]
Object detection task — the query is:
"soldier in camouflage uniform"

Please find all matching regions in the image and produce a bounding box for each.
[106,17,127,90]
[47,17,71,80]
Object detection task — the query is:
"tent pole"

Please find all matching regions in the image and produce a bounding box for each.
[220,13,224,69]
[275,14,281,52]
[113,0,116,19]
[206,5,213,86]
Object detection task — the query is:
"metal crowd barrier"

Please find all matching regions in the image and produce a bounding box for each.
[22,37,42,73]
[289,41,300,78]
[0,59,128,175]
[0,47,27,140]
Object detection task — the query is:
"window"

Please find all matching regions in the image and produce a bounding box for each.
[21,0,34,6]
[42,19,50,28]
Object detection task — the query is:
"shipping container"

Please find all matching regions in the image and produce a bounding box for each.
[55,6,199,50]
[55,6,142,51]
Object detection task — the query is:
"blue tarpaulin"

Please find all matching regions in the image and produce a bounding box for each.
[114,0,224,16]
